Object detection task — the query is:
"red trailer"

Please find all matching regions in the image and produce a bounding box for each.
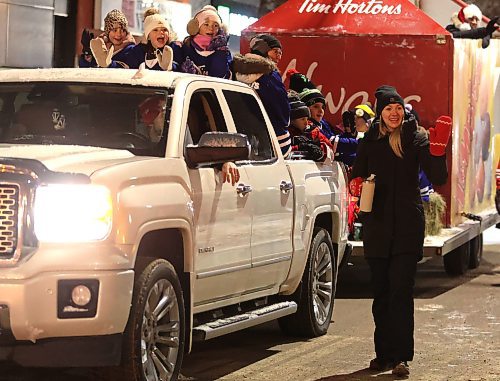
[242,0,500,275]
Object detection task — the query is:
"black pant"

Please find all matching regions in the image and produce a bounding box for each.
[366,254,418,362]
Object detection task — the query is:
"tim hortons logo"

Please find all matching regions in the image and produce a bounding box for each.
[299,0,402,15]
[283,58,421,117]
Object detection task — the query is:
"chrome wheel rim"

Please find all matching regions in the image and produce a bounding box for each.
[312,241,334,326]
[141,279,180,381]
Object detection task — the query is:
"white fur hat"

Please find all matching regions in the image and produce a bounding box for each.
[143,14,171,41]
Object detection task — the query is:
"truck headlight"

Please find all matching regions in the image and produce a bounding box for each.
[34,184,112,242]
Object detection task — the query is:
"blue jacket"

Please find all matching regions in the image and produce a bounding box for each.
[78,54,97,68]
[310,119,358,166]
[180,38,232,78]
[232,54,291,158]
[108,42,182,71]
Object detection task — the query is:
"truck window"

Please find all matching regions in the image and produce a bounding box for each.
[185,90,227,146]
[0,82,170,157]
[222,90,275,162]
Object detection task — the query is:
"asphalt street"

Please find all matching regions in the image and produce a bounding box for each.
[1,227,499,381]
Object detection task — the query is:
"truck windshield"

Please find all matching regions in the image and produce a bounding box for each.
[0,82,170,157]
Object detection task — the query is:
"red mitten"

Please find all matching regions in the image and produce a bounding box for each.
[309,127,333,149]
[429,115,452,156]
[348,196,359,234]
[349,177,363,197]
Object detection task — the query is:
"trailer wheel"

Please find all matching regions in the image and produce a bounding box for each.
[278,227,337,337]
[468,233,483,269]
[443,242,470,276]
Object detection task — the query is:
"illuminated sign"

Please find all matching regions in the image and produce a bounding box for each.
[298,0,402,15]
[217,6,258,36]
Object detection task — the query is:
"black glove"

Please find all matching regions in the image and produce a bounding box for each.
[486,16,499,35]
[298,141,324,162]
[80,29,94,55]
[482,34,491,49]
[292,135,310,146]
[342,110,355,130]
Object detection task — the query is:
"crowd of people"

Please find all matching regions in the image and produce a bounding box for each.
[78,4,498,377]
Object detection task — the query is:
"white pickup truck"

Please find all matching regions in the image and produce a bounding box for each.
[0,68,349,380]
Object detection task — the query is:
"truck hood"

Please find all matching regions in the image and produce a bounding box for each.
[0,144,152,176]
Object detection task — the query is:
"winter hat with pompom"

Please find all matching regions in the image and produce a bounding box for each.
[139,96,165,125]
[287,69,325,107]
[143,13,172,42]
[452,4,482,31]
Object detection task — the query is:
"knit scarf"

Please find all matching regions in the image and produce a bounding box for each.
[193,34,212,50]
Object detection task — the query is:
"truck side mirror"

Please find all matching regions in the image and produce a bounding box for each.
[185,132,250,168]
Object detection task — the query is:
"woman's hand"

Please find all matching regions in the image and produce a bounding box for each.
[221,162,240,186]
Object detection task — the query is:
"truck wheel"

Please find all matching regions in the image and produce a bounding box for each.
[443,242,470,276]
[278,227,337,337]
[468,234,483,269]
[121,259,185,381]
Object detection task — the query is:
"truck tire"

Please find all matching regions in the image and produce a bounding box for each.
[120,259,185,381]
[278,227,337,337]
[443,242,470,276]
[468,233,483,269]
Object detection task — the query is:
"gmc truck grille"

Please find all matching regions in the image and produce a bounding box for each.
[0,184,19,259]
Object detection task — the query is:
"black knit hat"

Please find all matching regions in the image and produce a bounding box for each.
[287,69,325,107]
[288,70,317,93]
[250,34,282,57]
[375,85,405,116]
[288,95,310,120]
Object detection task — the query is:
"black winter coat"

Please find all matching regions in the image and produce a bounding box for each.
[351,115,448,259]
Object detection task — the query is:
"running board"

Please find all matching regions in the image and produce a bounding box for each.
[192,301,297,341]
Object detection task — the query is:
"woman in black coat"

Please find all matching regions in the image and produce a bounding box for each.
[351,85,451,377]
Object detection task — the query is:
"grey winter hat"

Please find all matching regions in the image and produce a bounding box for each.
[289,95,310,120]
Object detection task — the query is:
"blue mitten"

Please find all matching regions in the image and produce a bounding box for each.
[181,57,200,74]
[207,31,229,51]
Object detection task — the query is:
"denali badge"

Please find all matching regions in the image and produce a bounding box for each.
[198,247,215,254]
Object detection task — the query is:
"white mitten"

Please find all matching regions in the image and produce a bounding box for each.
[156,45,173,71]
[90,37,114,67]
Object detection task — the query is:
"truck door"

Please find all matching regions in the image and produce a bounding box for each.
[183,88,252,307]
[222,89,294,289]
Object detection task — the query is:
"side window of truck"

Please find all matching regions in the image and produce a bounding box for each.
[185,89,227,146]
[222,90,276,162]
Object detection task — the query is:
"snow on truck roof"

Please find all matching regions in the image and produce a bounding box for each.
[0,68,239,88]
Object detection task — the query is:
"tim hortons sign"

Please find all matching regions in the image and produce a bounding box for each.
[299,0,402,15]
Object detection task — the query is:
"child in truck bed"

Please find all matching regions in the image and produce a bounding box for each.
[287,93,325,162]
[179,5,232,78]
[287,70,359,166]
[80,9,135,68]
[91,12,181,71]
